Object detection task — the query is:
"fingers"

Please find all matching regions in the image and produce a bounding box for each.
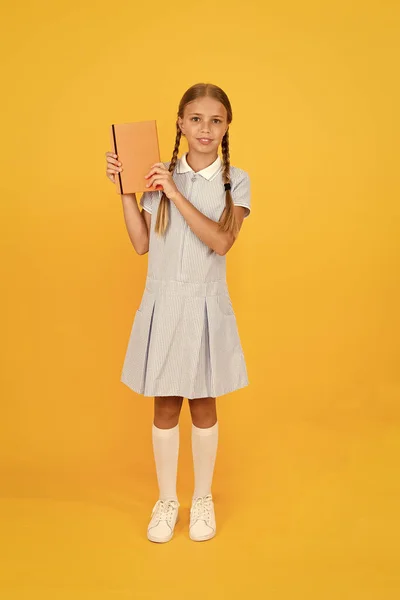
[106,151,122,169]
[146,174,163,187]
[105,151,122,183]
[145,165,166,179]
[106,152,119,165]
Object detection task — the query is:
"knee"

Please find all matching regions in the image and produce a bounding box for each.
[154,396,183,427]
[189,397,217,428]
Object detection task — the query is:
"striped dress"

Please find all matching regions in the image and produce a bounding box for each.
[120,151,251,399]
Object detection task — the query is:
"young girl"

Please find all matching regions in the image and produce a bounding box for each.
[105,82,251,543]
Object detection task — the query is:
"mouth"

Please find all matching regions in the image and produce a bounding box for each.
[197,138,213,144]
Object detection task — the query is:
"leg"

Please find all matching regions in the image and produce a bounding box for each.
[188,396,218,541]
[188,397,218,499]
[147,396,184,543]
[152,396,184,501]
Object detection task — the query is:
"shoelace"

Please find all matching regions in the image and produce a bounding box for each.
[191,494,213,524]
[152,499,178,524]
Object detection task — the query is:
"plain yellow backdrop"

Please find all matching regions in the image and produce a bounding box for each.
[1,0,399,598]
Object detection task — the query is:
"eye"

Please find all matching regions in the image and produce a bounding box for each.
[191,117,200,121]
[213,119,222,124]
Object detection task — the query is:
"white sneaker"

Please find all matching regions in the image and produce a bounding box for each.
[147,498,180,543]
[189,494,216,541]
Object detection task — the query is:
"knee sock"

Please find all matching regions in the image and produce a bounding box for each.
[152,423,179,502]
[191,421,219,501]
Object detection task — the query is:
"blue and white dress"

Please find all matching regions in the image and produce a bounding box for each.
[121,151,251,398]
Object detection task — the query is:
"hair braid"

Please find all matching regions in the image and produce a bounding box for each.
[219,129,239,238]
[169,121,182,173]
[154,121,182,236]
[221,128,231,180]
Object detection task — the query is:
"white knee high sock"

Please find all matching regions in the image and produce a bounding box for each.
[152,423,179,502]
[191,421,219,500]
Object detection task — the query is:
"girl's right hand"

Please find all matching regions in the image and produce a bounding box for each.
[105,151,123,184]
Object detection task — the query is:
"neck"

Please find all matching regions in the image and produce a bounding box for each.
[185,149,218,173]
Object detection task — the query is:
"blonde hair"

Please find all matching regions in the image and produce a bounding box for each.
[154,82,239,239]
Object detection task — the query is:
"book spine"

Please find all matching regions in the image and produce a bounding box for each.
[111,124,124,194]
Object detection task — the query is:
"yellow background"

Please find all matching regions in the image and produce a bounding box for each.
[1,0,399,598]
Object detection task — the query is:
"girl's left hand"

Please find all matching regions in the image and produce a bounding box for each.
[145,163,180,201]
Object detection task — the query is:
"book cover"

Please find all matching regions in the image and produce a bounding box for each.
[110,120,162,194]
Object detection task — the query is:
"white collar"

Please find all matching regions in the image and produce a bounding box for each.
[176,152,222,180]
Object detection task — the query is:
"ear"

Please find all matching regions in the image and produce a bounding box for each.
[178,117,184,134]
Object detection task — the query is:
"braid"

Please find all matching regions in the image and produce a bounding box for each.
[154,121,182,236]
[169,121,181,174]
[221,129,231,187]
[219,129,239,238]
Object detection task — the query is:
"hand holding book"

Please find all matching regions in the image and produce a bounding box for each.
[144,162,180,201]
[105,151,122,185]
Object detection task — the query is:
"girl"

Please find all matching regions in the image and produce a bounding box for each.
[105,83,251,543]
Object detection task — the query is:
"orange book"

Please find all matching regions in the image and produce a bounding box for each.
[110,120,161,194]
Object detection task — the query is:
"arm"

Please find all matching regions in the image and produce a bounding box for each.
[146,162,248,256]
[120,193,150,255]
[170,191,246,255]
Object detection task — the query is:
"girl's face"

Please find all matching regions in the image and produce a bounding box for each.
[178,96,229,154]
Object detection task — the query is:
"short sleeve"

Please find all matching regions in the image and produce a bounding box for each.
[139,191,154,214]
[232,171,251,218]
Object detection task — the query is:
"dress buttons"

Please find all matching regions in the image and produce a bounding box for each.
[191,175,196,182]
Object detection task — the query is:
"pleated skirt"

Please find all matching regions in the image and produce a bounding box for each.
[120,276,249,398]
